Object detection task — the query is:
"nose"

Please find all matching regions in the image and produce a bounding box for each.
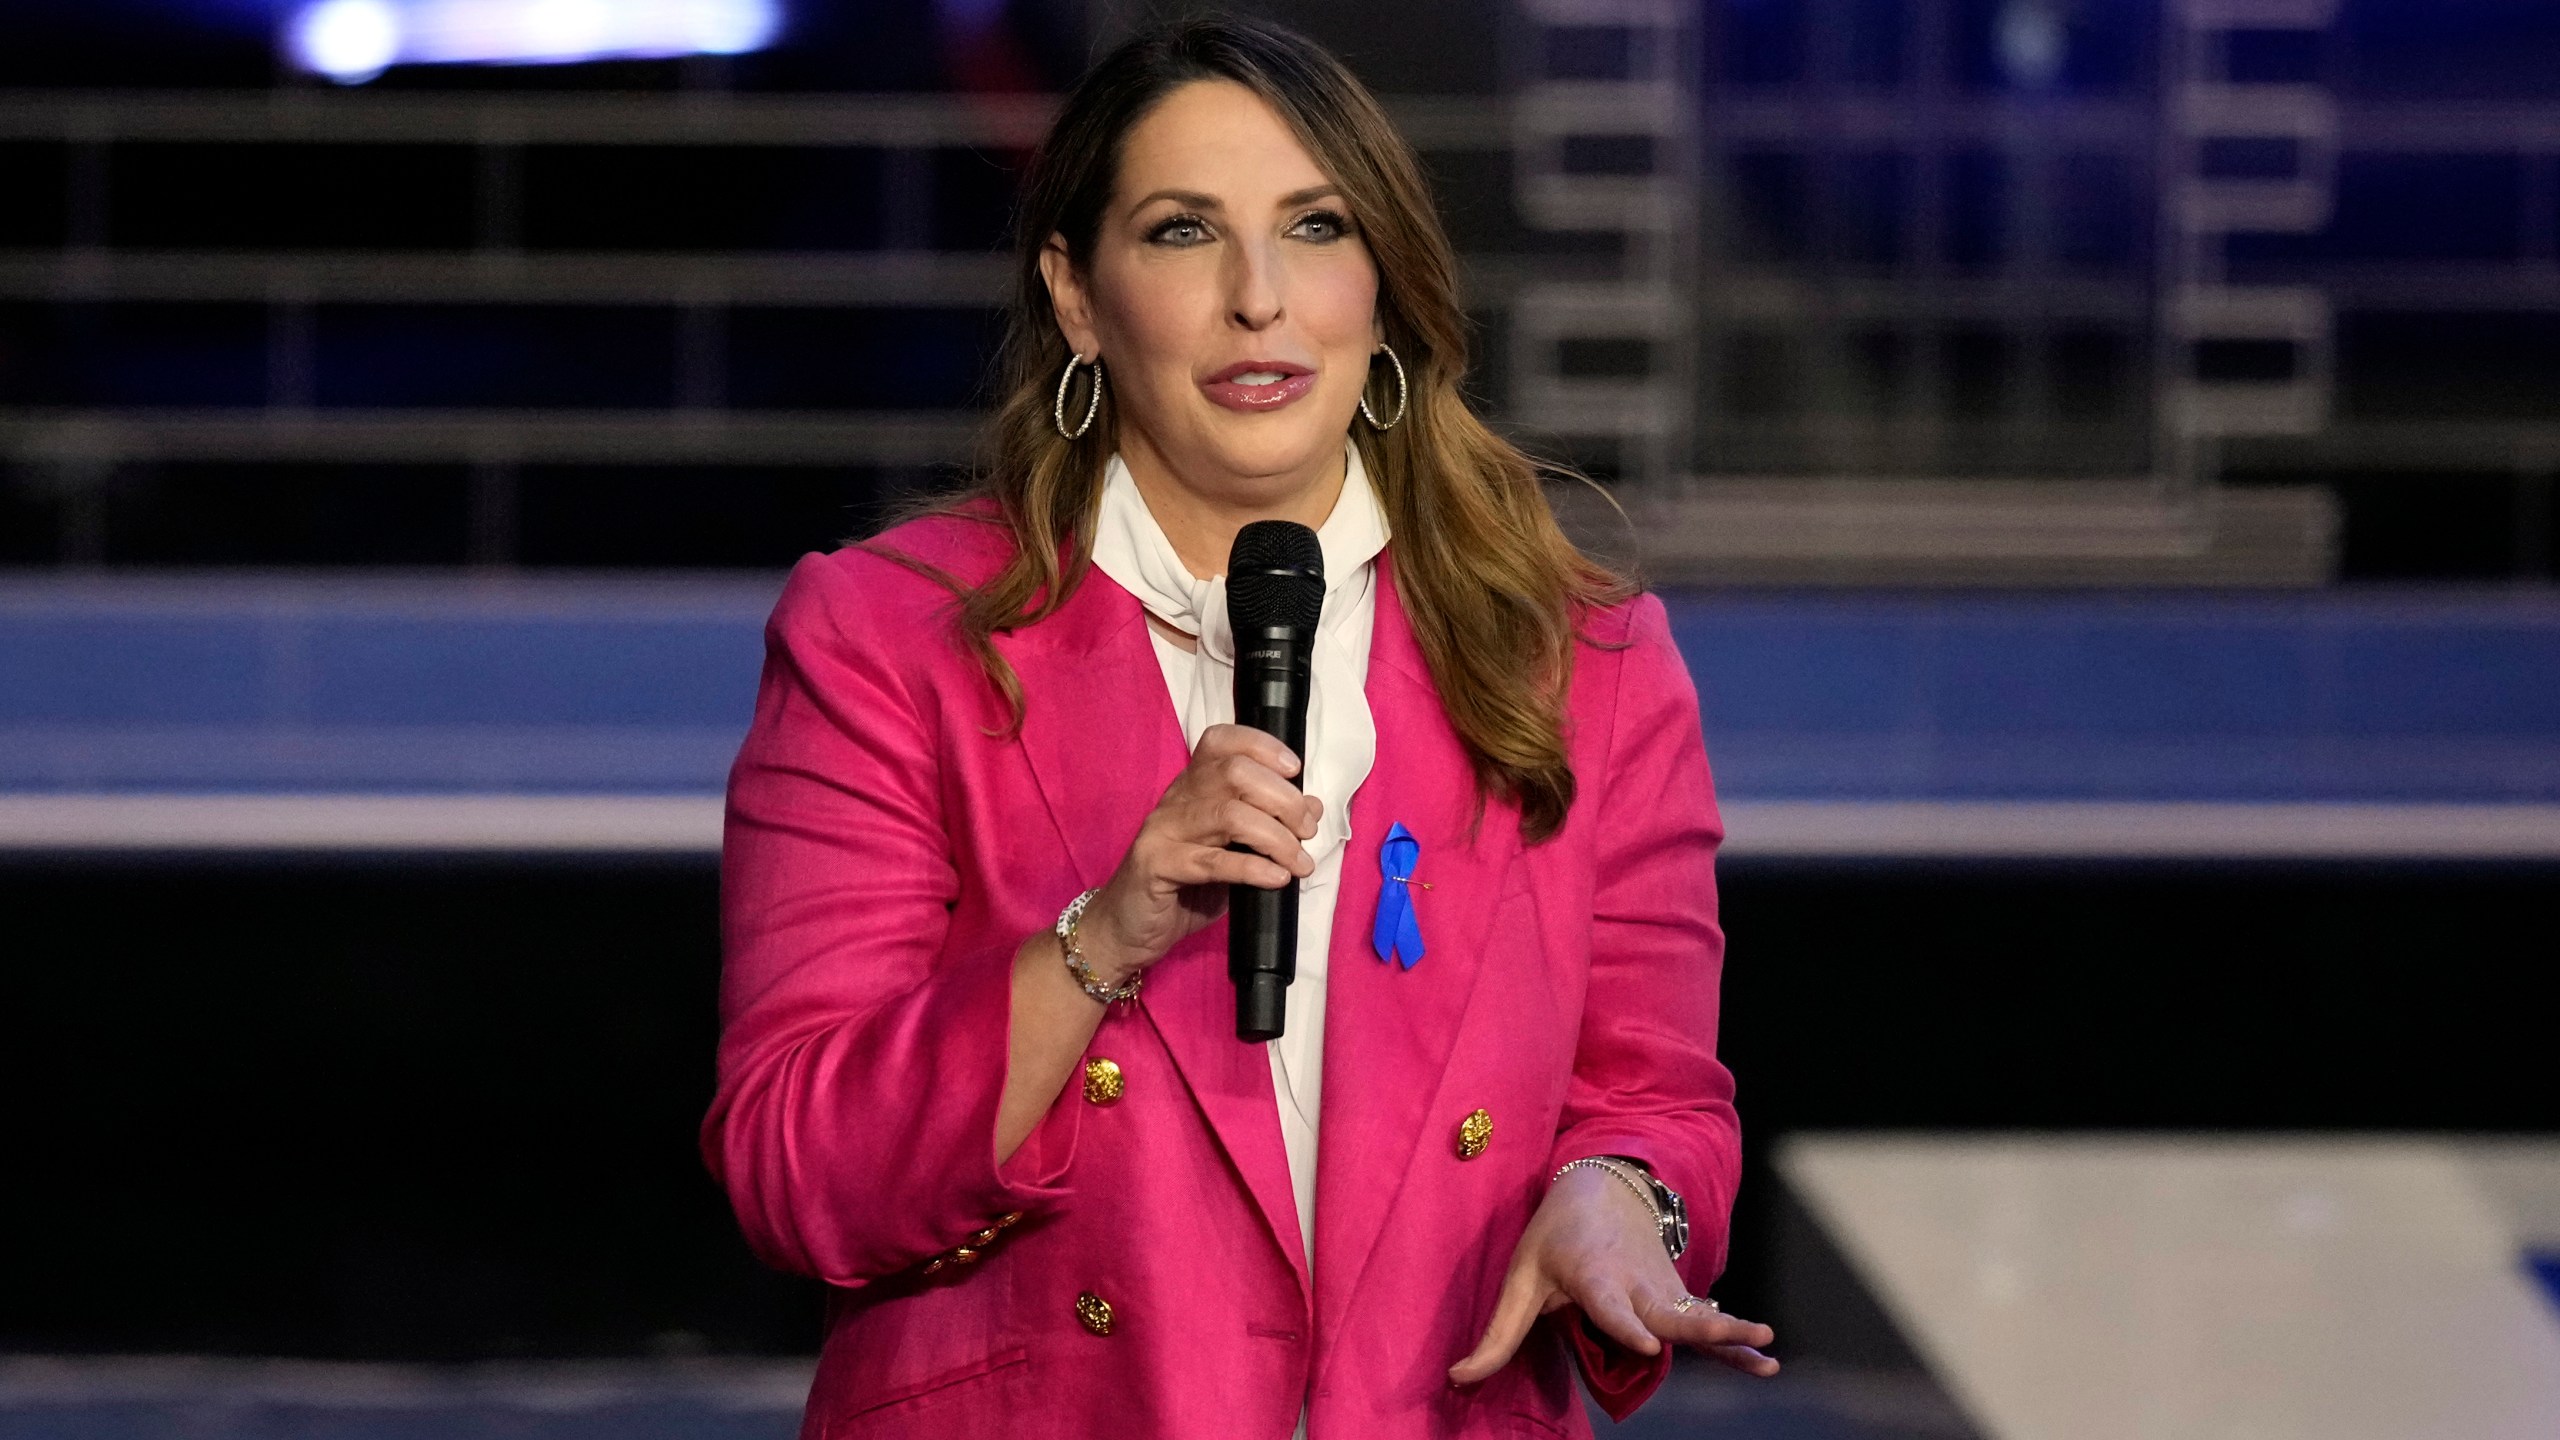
[1227,232,1284,331]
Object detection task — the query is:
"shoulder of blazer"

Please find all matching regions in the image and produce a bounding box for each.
[1575,587,1658,648]
[831,502,1020,597]
[773,506,1018,649]
[756,510,1025,733]
[769,506,1137,734]
[1567,589,1674,705]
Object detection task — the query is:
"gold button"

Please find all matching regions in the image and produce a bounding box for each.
[1075,1291,1114,1336]
[1083,1057,1124,1105]
[1457,1107,1493,1160]
[950,1247,981,1265]
[995,1211,1023,1229]
[968,1227,1000,1246]
[922,1258,947,1275]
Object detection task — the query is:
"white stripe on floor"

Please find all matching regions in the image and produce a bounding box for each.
[1780,1135,2560,1440]
[0,793,724,852]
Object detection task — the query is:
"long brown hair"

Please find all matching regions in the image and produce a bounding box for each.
[883,17,1633,843]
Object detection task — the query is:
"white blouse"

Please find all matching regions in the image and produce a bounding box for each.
[1085,437,1389,1269]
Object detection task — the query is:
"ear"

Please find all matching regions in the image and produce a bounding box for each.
[1039,234,1102,361]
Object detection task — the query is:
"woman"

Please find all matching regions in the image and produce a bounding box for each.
[704,19,1774,1438]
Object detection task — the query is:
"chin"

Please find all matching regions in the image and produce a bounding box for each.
[1195,415,1350,485]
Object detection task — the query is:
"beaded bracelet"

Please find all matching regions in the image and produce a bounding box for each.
[1553,1156,1661,1221]
[1056,888,1142,1005]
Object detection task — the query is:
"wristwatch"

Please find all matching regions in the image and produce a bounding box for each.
[1556,1155,1691,1261]
[1620,1158,1691,1261]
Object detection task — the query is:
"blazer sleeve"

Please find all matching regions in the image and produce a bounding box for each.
[700,551,1080,1290]
[1545,593,1742,1417]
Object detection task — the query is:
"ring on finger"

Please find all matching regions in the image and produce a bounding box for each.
[1670,1295,1719,1315]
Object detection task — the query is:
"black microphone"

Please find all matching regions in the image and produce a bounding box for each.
[1225,519,1325,1042]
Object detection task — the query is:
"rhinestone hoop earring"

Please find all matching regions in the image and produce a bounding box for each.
[1358,344,1408,431]
[1053,353,1102,440]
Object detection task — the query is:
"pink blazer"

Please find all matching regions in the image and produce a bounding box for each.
[704,510,1740,1439]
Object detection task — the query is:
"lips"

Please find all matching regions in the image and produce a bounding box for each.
[1202,359,1317,413]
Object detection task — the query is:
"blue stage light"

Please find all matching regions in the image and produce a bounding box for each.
[282,0,783,84]
[289,0,402,84]
[1995,0,2066,90]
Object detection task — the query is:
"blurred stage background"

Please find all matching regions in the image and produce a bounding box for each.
[3,2,2557,1438]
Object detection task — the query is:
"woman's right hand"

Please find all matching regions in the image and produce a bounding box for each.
[1075,723,1322,984]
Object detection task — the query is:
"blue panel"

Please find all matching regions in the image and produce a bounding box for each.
[1661,589,2560,801]
[1690,731,1938,799]
[0,617,264,724]
[5,580,2558,802]
[0,577,778,794]
[2332,627,2560,736]
[1671,604,1925,734]
[1936,613,2311,736]
[305,619,762,727]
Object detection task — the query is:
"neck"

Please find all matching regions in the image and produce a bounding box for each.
[1118,430,1347,581]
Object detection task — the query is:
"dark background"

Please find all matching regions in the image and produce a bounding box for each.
[9,853,2552,1357]
[7,0,2560,576]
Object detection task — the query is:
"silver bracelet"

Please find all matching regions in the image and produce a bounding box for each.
[1555,1154,1691,1260]
[1056,888,1142,1005]
[1554,1156,1661,1222]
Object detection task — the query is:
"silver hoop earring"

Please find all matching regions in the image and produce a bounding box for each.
[1053,353,1102,440]
[1359,344,1408,431]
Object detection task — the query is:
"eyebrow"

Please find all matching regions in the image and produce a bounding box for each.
[1125,184,1343,219]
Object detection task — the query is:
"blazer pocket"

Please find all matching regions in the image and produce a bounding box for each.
[834,1346,1028,1425]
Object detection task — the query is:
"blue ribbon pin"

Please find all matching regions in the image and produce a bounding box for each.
[1372,821,1428,970]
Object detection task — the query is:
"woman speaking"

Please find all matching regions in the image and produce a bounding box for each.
[704,18,1774,1438]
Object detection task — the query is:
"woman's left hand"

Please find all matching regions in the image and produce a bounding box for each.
[1448,1164,1779,1386]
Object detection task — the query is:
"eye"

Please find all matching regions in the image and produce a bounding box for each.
[1147,212,1213,246]
[1289,208,1352,242]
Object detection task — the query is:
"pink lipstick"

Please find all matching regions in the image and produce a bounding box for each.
[1202,359,1316,413]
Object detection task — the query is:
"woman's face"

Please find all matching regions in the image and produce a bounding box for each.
[1043,79,1381,513]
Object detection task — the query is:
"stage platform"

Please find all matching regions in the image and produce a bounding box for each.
[3,573,2556,858]
[8,576,2556,1438]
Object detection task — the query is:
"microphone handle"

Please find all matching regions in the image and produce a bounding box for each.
[1229,620,1313,1042]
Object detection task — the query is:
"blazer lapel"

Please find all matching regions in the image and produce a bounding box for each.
[1001,569,1314,1297]
[999,574,1186,892]
[1312,553,1524,1384]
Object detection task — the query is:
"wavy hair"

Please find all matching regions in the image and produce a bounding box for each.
[878,17,1634,843]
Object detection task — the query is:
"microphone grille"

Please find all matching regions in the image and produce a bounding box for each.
[1227,520,1325,632]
